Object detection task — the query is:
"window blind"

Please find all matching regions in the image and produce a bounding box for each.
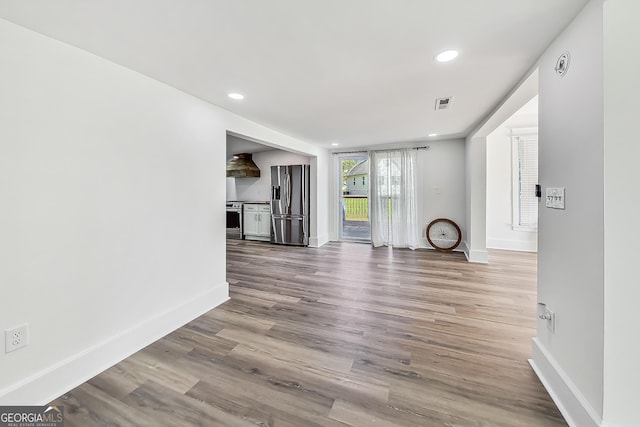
[517,136,538,228]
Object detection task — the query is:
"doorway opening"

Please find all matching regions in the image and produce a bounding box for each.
[338,154,371,242]
[486,95,539,253]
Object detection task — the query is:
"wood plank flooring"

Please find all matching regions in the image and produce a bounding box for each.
[50,241,566,426]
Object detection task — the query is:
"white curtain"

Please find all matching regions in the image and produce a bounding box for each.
[369,148,419,249]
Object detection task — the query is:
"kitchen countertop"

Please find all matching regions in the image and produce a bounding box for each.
[243,201,270,204]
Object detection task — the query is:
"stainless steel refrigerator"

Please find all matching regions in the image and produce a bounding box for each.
[271,165,310,246]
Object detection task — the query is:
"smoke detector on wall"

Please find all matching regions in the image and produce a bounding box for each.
[555,52,570,77]
[435,97,453,111]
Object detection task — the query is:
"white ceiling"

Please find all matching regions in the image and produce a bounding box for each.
[0,0,589,148]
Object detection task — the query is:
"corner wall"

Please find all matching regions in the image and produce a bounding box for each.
[532,1,604,425]
[464,136,488,263]
[0,18,323,404]
[417,139,466,249]
[602,1,640,425]
[310,152,330,247]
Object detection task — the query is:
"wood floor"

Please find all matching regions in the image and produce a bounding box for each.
[50,241,566,426]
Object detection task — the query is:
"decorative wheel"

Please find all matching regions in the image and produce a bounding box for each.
[426,218,461,251]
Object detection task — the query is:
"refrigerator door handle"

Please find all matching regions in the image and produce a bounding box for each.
[283,174,287,209]
[285,173,291,210]
[302,215,307,238]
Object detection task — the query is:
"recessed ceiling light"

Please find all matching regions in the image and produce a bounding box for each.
[435,50,459,63]
[428,133,438,137]
[228,93,244,100]
[331,142,339,147]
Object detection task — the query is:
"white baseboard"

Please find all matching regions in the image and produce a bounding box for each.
[529,338,601,427]
[487,238,537,252]
[468,250,489,263]
[0,282,229,405]
[462,244,489,264]
[309,234,330,248]
[461,241,470,259]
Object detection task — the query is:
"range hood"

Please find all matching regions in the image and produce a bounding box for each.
[226,152,260,178]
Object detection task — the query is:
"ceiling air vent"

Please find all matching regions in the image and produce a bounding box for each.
[435,97,453,111]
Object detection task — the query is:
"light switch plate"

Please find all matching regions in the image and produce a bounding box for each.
[545,187,565,209]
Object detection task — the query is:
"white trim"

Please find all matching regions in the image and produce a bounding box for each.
[462,242,489,264]
[309,234,330,247]
[468,249,489,264]
[486,238,537,252]
[334,154,344,242]
[511,135,519,226]
[461,241,470,260]
[511,224,537,232]
[0,283,229,405]
[511,126,538,136]
[529,338,602,427]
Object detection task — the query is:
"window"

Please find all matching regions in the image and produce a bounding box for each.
[362,176,365,186]
[512,131,538,230]
[353,178,356,185]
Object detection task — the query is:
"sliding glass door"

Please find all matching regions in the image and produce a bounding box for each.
[337,154,371,242]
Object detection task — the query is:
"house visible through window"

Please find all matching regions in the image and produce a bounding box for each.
[512,131,538,230]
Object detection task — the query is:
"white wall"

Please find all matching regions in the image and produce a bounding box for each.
[602,1,640,425]
[0,18,326,404]
[486,112,538,252]
[310,152,330,247]
[230,150,311,202]
[464,136,488,263]
[532,1,604,425]
[417,140,466,249]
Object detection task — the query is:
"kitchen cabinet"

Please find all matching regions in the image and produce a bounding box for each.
[243,204,271,241]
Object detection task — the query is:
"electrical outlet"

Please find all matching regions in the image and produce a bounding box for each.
[5,323,29,353]
[546,308,556,333]
[537,303,556,333]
